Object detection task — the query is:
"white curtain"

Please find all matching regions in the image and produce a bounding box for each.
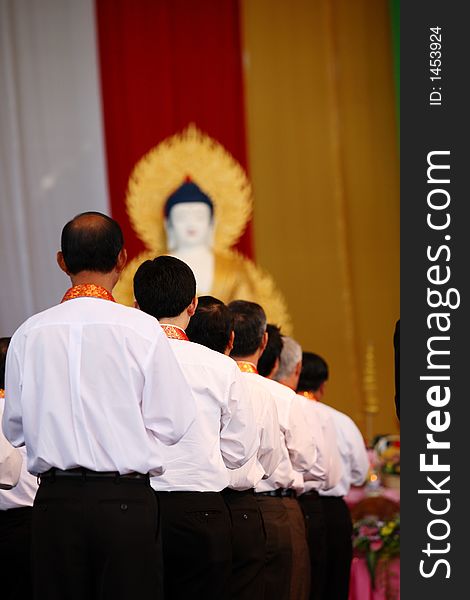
[0,0,109,335]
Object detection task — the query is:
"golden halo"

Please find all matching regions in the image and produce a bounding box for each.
[126,124,253,253]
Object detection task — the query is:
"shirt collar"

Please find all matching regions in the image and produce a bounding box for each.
[160,324,189,341]
[61,284,115,303]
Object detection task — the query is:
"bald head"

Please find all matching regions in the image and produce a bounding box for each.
[60,212,124,275]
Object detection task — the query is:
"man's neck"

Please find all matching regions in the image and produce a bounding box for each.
[159,316,188,330]
[277,377,296,391]
[231,353,259,367]
[70,271,116,294]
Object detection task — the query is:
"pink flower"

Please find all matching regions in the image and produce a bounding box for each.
[359,526,379,537]
[370,540,384,552]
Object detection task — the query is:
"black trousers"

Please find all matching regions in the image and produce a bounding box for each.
[321,496,353,600]
[255,495,292,600]
[156,490,232,600]
[282,497,310,600]
[0,506,33,600]
[32,477,162,600]
[298,492,327,600]
[222,489,266,600]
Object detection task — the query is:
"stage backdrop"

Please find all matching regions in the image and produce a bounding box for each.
[0,0,398,440]
[95,0,253,260]
[241,0,399,438]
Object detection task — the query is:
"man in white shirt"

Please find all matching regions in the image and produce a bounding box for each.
[228,301,319,600]
[2,212,196,600]
[186,295,283,600]
[133,257,259,600]
[298,352,369,600]
[0,337,37,600]
[0,338,21,492]
[274,336,343,600]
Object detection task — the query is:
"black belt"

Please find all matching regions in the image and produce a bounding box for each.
[280,489,297,498]
[254,489,282,497]
[39,467,149,483]
[255,489,282,498]
[221,487,254,496]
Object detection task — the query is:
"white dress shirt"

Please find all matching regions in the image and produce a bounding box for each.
[0,397,22,490]
[227,376,283,491]
[297,395,343,494]
[315,402,369,497]
[2,297,196,476]
[242,374,317,493]
[152,336,259,492]
[0,445,37,510]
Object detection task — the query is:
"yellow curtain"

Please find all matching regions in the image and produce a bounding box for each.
[241,0,399,440]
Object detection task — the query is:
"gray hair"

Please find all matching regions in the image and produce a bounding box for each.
[274,336,302,381]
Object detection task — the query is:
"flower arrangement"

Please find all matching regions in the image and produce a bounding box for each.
[373,434,400,490]
[352,514,400,590]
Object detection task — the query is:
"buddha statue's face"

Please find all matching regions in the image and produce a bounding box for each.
[166,202,213,250]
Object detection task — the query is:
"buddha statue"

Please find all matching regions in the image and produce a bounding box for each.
[114,125,292,332]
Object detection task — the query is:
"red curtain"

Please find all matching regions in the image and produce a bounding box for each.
[95,0,253,260]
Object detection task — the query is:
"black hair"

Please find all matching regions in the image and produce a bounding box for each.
[258,324,283,377]
[227,300,266,357]
[61,212,124,275]
[297,351,329,393]
[133,255,196,320]
[164,181,214,219]
[0,337,11,389]
[186,296,232,354]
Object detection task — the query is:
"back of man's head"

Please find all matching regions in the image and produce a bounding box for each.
[227,300,266,357]
[186,296,232,354]
[258,324,283,377]
[134,255,196,320]
[61,212,124,274]
[297,351,329,393]
[274,336,302,384]
[0,337,11,389]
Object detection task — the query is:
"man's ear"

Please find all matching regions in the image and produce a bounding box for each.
[295,361,302,377]
[259,331,268,354]
[116,248,127,273]
[225,330,235,355]
[56,251,69,275]
[187,296,198,317]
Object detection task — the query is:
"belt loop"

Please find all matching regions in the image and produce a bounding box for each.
[114,472,121,485]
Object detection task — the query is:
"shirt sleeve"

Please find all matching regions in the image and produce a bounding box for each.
[2,333,25,448]
[285,395,318,473]
[348,420,370,486]
[0,402,23,490]
[219,367,258,470]
[256,388,283,479]
[141,329,196,445]
[317,409,343,490]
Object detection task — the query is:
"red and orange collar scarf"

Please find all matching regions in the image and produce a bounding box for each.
[160,324,189,341]
[236,361,258,374]
[61,284,115,303]
[298,390,317,400]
